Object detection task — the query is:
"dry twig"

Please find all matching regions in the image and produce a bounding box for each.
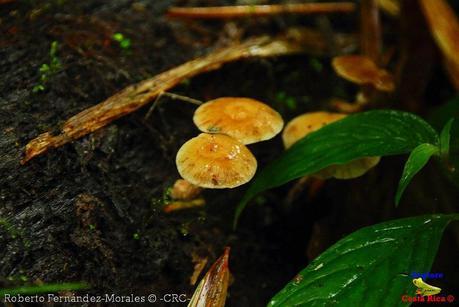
[22,36,304,164]
[167,3,356,19]
[22,28,356,164]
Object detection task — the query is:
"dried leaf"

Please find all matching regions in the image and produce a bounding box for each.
[420,0,459,90]
[420,0,459,70]
[188,247,231,307]
[190,253,209,286]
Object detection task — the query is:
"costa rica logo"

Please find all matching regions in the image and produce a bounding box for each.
[412,278,441,296]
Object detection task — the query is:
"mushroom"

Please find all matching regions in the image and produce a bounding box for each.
[282,111,380,179]
[193,97,284,144]
[332,55,395,92]
[282,112,346,149]
[162,179,205,213]
[176,133,257,188]
[170,179,202,201]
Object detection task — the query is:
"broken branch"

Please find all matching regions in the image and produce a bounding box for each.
[22,29,356,164]
[22,36,305,164]
[167,3,356,19]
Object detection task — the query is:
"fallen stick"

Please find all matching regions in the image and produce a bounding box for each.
[21,37,300,164]
[22,30,355,164]
[167,3,356,19]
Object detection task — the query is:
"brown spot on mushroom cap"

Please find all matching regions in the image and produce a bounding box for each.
[332,55,395,92]
[282,111,379,179]
[176,133,257,189]
[193,97,284,144]
[282,112,346,149]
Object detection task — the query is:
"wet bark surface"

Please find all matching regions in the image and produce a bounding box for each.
[1,1,458,306]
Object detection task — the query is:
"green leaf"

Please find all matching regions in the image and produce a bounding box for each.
[428,98,459,186]
[268,214,459,307]
[439,118,454,157]
[395,143,439,205]
[234,110,439,227]
[0,282,89,297]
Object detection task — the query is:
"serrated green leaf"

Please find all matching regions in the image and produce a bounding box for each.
[395,143,439,205]
[234,110,439,227]
[268,214,459,307]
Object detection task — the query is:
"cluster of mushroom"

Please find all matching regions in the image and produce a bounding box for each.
[328,55,395,113]
[176,97,284,189]
[175,97,380,194]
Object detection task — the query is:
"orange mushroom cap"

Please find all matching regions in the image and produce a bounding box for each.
[332,55,395,92]
[193,97,284,145]
[176,133,257,189]
[282,112,346,149]
[282,111,379,179]
[314,157,381,179]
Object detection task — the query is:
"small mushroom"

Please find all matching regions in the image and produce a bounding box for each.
[282,111,380,179]
[193,97,284,144]
[176,133,257,188]
[282,112,346,149]
[332,55,395,92]
[170,179,202,201]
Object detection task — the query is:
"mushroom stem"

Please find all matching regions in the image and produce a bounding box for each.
[162,92,203,105]
[163,198,205,213]
[167,3,356,19]
[144,91,203,120]
[360,0,382,64]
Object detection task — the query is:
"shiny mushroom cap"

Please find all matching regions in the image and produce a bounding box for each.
[314,157,381,179]
[176,133,257,189]
[332,55,395,92]
[282,111,379,179]
[282,112,346,149]
[193,97,284,145]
